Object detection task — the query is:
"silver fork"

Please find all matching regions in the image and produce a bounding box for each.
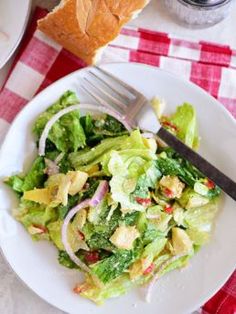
[81,66,236,201]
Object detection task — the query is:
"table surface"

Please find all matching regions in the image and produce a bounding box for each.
[0,1,235,313]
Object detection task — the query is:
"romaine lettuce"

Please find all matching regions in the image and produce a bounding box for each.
[107,132,159,212]
[69,135,128,170]
[58,250,78,269]
[33,91,86,152]
[184,199,219,232]
[186,228,210,246]
[91,250,135,284]
[80,114,128,145]
[80,274,132,305]
[163,103,199,149]
[143,238,167,262]
[15,201,57,240]
[4,175,24,195]
[5,157,46,194]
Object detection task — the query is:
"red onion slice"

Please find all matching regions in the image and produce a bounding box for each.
[145,255,184,302]
[38,104,132,156]
[44,158,59,176]
[61,199,91,272]
[61,184,109,272]
[90,180,109,207]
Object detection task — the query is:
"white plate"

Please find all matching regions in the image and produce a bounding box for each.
[0,0,31,69]
[0,63,235,314]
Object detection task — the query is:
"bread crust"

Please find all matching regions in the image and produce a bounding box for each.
[37,0,149,64]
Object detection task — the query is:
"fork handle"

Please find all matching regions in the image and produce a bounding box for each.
[157,127,236,201]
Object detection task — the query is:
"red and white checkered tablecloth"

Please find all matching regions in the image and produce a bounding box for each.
[0,7,235,314]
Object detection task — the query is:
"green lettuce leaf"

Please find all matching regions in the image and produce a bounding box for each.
[33,91,86,152]
[47,220,64,249]
[58,250,78,269]
[186,228,210,246]
[48,210,91,252]
[143,226,166,245]
[146,206,172,233]
[156,155,198,187]
[21,157,46,191]
[133,162,161,198]
[91,249,135,284]
[160,254,191,276]
[107,131,158,211]
[184,199,219,232]
[19,204,57,227]
[80,274,132,305]
[82,250,191,305]
[70,130,156,174]
[4,175,24,195]
[156,154,221,199]
[69,135,128,170]
[164,103,199,149]
[83,206,120,251]
[87,233,115,251]
[84,208,140,252]
[15,201,57,240]
[80,114,128,145]
[5,157,46,194]
[142,238,167,261]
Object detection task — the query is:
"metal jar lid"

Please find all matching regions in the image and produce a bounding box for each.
[180,0,230,8]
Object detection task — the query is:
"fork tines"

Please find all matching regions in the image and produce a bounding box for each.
[81,66,147,121]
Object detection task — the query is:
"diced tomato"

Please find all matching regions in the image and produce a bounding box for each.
[84,251,100,264]
[143,263,155,275]
[205,179,215,190]
[164,188,173,198]
[32,224,48,234]
[162,120,178,131]
[164,205,174,214]
[78,231,85,240]
[73,285,83,294]
[135,197,151,206]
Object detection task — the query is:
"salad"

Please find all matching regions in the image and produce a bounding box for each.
[5,91,221,305]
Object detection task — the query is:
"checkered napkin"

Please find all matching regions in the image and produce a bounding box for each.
[0,7,235,314]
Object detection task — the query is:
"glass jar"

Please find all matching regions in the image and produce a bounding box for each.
[164,0,233,28]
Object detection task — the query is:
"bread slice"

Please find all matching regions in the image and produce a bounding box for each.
[37,0,149,64]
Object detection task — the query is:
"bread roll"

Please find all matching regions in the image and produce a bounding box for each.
[37,0,149,64]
